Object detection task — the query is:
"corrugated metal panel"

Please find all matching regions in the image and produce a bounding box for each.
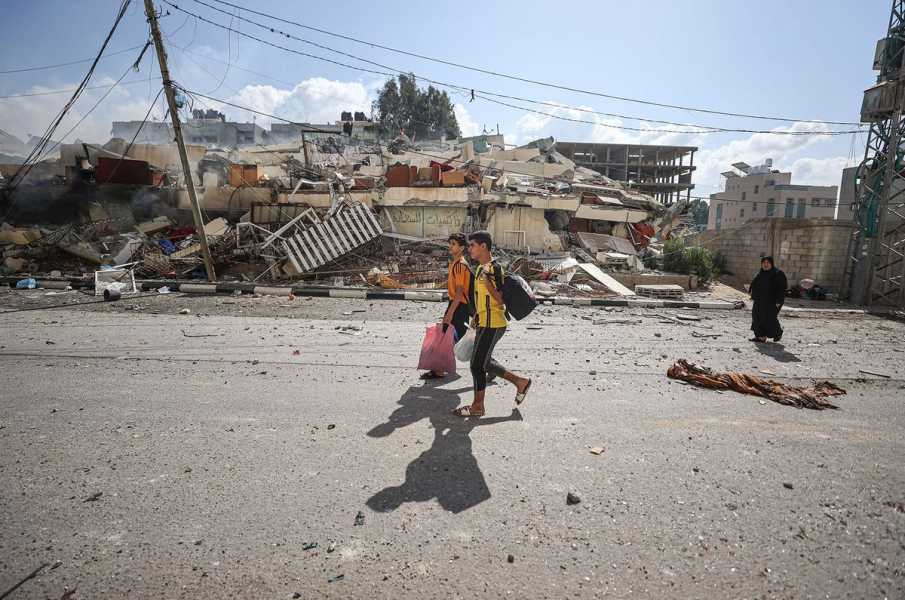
[282,204,382,273]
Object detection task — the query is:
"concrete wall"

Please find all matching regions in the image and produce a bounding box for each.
[694,217,850,292]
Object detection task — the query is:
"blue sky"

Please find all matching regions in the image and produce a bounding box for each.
[0,0,891,195]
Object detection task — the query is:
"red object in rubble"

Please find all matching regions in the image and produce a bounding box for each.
[95,157,158,185]
[631,222,655,249]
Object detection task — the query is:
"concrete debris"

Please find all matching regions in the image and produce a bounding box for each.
[0,130,701,295]
[635,284,684,299]
[666,359,845,410]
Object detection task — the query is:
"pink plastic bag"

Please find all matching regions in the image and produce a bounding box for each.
[417,324,456,375]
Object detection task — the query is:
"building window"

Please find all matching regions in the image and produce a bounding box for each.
[715,204,723,229]
[811,198,820,207]
[766,179,774,187]
[797,198,806,218]
[740,208,745,218]
[825,198,834,207]
[742,191,746,201]
[767,199,775,216]
[752,202,758,212]
[754,185,759,194]
[785,199,795,218]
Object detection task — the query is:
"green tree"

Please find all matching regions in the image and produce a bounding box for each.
[373,74,461,140]
[689,198,709,228]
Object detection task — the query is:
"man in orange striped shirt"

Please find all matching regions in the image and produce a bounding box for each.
[420,233,472,380]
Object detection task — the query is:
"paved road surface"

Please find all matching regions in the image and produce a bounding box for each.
[1,297,903,598]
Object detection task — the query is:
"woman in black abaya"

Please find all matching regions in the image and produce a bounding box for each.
[750,256,787,343]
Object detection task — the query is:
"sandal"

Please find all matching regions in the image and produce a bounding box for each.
[452,405,484,417]
[515,379,532,405]
[420,371,444,380]
[749,337,767,343]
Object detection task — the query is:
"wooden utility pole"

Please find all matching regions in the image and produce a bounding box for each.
[300,131,310,168]
[144,0,216,281]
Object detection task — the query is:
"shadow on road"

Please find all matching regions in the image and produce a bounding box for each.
[366,377,522,514]
[755,342,801,363]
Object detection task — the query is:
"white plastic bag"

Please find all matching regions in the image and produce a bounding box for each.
[454,328,475,362]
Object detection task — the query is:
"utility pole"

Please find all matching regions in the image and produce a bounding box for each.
[144,0,217,281]
[301,130,310,168]
[844,0,905,308]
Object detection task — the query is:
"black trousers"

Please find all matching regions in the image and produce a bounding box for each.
[470,327,507,392]
[442,301,471,342]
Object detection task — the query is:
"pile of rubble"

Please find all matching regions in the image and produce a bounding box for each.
[1,133,701,297]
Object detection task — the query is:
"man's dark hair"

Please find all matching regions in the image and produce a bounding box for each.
[468,230,493,251]
[448,233,467,247]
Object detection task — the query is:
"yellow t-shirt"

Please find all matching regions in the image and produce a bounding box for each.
[473,262,508,328]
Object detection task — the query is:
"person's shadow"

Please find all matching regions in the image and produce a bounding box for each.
[366,377,522,514]
[755,342,801,363]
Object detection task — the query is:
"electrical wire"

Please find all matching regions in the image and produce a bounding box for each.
[0,44,147,74]
[162,1,862,137]
[197,0,863,127]
[3,0,134,199]
[0,78,161,100]
[179,88,847,208]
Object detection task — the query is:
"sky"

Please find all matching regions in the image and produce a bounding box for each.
[0,0,891,198]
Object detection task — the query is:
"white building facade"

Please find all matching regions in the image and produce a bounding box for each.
[707,160,840,230]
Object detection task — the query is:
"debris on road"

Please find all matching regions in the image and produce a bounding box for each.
[83,491,103,502]
[354,510,365,526]
[666,359,845,410]
[589,447,604,455]
[566,492,582,505]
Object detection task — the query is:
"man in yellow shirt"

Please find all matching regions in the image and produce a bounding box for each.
[453,231,532,417]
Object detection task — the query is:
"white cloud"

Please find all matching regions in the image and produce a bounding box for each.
[454,103,480,137]
[0,75,377,156]
[787,156,849,188]
[0,77,162,148]
[225,78,372,126]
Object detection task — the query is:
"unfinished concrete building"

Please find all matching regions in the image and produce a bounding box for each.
[556,142,696,206]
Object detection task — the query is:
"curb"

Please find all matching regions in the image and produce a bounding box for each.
[1,277,742,309]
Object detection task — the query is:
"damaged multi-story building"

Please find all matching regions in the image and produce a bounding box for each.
[1,116,701,298]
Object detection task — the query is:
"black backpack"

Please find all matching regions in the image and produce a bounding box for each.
[473,261,538,322]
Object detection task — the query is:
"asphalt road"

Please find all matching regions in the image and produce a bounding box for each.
[1,296,903,599]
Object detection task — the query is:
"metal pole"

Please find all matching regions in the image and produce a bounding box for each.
[144,0,217,281]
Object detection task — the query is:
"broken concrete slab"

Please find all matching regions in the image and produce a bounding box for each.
[576,263,636,296]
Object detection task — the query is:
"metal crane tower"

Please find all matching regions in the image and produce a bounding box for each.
[845,1,905,309]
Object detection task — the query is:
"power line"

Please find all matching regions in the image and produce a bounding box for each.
[0,44,147,74]
[3,0,134,203]
[198,0,863,128]
[0,77,160,101]
[182,88,848,211]
[163,1,862,137]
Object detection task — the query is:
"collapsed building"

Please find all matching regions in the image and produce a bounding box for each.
[0,120,700,299]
